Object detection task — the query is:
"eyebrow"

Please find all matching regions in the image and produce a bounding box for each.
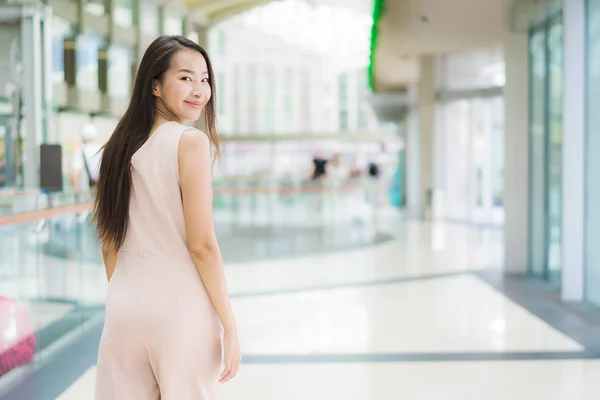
[178,68,209,75]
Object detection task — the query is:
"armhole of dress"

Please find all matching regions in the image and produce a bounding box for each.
[176,126,195,188]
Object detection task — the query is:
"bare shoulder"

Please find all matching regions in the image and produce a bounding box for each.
[180,127,209,147]
[179,127,210,157]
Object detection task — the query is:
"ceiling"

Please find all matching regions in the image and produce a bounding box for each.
[185,0,374,24]
[374,0,513,92]
[185,0,278,22]
[181,0,515,93]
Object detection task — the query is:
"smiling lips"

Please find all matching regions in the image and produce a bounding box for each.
[185,100,203,109]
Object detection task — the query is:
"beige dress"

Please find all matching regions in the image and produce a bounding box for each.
[95,121,222,399]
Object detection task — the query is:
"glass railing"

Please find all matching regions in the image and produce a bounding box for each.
[0,207,105,391]
[0,190,94,216]
[0,178,395,389]
[212,178,395,262]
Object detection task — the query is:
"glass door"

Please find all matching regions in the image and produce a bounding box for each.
[439,97,503,226]
[546,16,563,286]
[469,97,504,225]
[528,16,563,287]
[528,26,548,278]
[442,99,471,222]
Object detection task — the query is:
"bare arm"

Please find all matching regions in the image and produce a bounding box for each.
[179,129,237,333]
[102,242,118,281]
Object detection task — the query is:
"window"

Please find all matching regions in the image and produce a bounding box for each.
[338,72,348,131]
[76,31,104,91]
[247,64,257,133]
[165,11,183,35]
[108,46,133,98]
[114,0,135,28]
[85,0,105,16]
[438,47,505,91]
[265,66,276,133]
[52,17,74,83]
[283,68,293,132]
[141,2,160,36]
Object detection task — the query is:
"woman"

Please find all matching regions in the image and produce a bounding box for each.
[93,35,241,399]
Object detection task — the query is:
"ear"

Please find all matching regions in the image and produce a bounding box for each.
[152,79,162,98]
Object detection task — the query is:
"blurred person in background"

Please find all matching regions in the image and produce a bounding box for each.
[310,150,329,182]
[367,159,382,206]
[70,123,102,195]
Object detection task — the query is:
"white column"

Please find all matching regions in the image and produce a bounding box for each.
[22,11,43,188]
[503,31,530,273]
[419,55,435,218]
[347,70,359,131]
[405,90,421,216]
[41,6,53,143]
[274,65,285,133]
[239,63,249,135]
[291,61,302,134]
[405,54,435,220]
[562,0,585,302]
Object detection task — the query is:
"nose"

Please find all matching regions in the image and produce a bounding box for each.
[193,86,209,102]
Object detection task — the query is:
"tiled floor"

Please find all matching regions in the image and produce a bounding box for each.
[50,217,600,400]
[58,360,600,400]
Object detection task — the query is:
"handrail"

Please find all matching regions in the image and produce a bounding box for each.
[0,181,384,227]
[0,203,92,227]
[0,190,40,199]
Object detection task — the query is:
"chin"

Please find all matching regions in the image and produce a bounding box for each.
[190,111,204,121]
[180,113,202,123]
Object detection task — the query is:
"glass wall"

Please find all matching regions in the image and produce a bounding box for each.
[76,31,104,91]
[437,46,505,90]
[434,47,505,226]
[436,97,504,225]
[108,46,133,99]
[51,17,74,83]
[585,0,600,306]
[164,11,183,36]
[114,0,135,28]
[85,0,105,15]
[547,17,564,286]
[208,2,378,135]
[528,27,547,278]
[528,15,563,287]
[141,2,160,37]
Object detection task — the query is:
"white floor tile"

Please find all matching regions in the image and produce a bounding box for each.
[233,274,582,354]
[60,360,600,400]
[56,367,96,400]
[51,220,595,400]
[219,361,600,400]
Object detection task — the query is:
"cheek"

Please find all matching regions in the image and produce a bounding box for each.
[164,83,188,105]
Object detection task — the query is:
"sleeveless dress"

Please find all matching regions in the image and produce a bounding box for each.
[95,121,222,399]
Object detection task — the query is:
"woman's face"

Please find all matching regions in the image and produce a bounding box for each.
[153,48,211,123]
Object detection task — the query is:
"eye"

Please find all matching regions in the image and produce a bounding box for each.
[181,77,192,82]
[201,78,210,83]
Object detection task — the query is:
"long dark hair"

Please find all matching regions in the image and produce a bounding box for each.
[93,35,220,250]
